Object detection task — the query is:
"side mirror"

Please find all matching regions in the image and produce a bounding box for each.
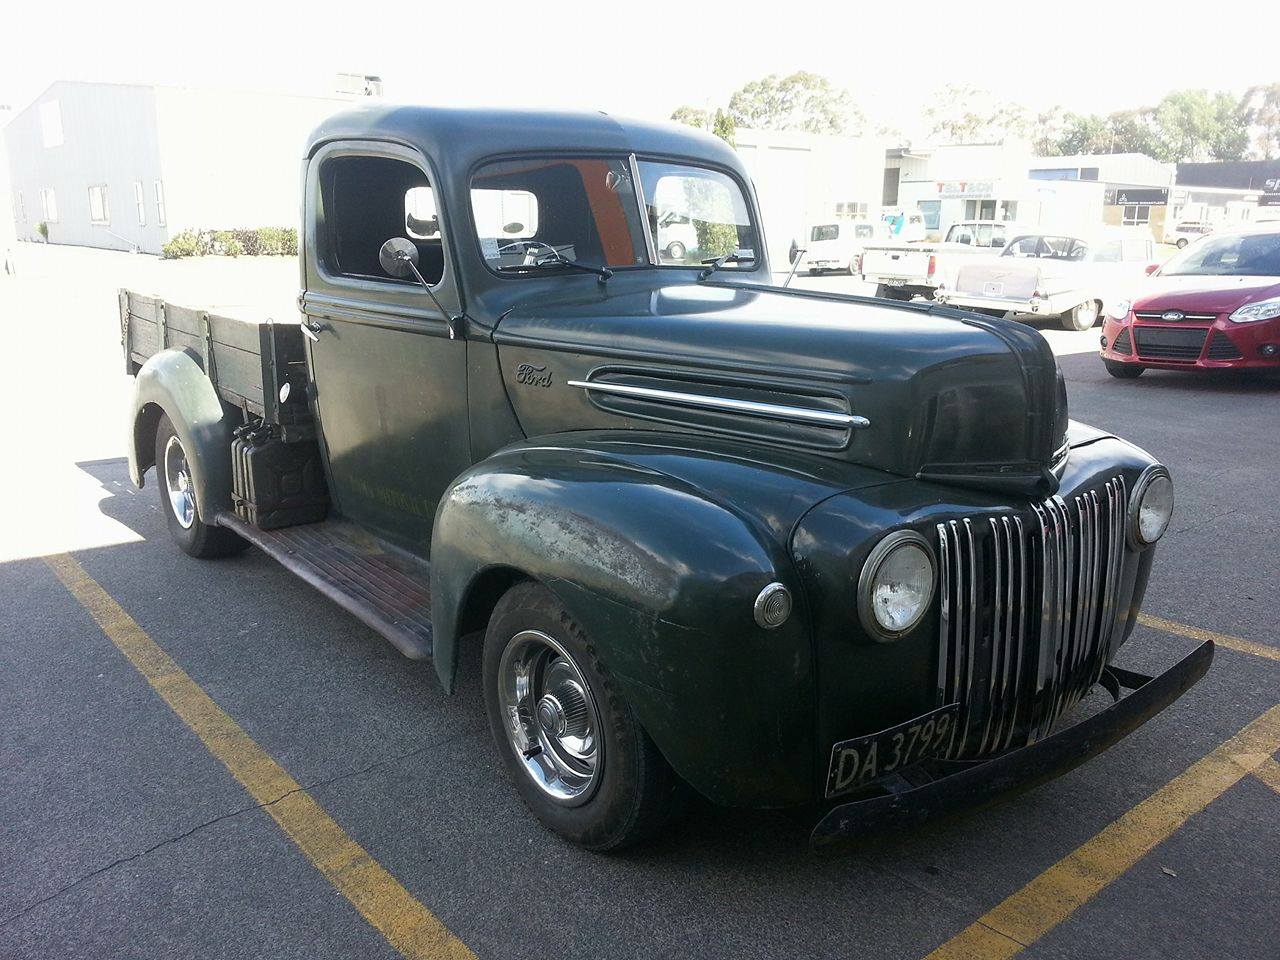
[1144,263,1160,276]
[379,237,419,279]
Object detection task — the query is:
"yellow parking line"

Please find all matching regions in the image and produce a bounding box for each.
[922,702,1280,960]
[1254,757,1280,796]
[44,553,475,960]
[1138,613,1279,663]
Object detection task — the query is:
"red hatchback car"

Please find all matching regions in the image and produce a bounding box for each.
[1100,223,1280,377]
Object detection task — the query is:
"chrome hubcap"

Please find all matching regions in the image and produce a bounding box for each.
[163,435,196,529]
[498,630,603,805]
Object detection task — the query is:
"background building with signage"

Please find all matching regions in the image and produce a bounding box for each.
[886,142,1105,239]
[1175,159,1279,224]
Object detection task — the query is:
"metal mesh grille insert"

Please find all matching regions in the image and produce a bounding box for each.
[1111,328,1132,354]
[936,476,1128,759]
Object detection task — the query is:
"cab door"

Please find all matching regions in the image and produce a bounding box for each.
[300,141,470,556]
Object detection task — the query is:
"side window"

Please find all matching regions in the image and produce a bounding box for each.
[320,154,446,285]
[951,225,975,245]
[1093,240,1124,263]
[1005,236,1042,257]
[1122,239,1151,261]
[471,189,539,240]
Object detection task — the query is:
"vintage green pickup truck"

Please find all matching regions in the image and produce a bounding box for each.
[121,105,1210,850]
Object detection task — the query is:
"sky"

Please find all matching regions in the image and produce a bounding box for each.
[4,0,1275,139]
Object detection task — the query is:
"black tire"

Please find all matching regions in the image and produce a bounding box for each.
[1176,238,1189,249]
[875,284,910,301]
[482,581,684,850]
[665,241,686,261]
[1104,359,1145,379]
[1062,300,1101,331]
[154,414,247,559]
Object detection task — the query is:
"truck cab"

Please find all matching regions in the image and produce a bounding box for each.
[121,106,1206,851]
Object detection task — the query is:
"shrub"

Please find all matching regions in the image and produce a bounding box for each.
[280,227,299,256]
[162,230,202,259]
[37,221,49,241]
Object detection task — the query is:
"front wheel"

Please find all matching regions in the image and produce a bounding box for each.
[1062,300,1100,331]
[665,241,686,261]
[154,414,247,558]
[1176,238,1189,249]
[1104,359,1145,379]
[483,582,684,850]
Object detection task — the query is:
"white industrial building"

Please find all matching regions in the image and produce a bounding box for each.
[887,142,1108,240]
[4,80,374,255]
[735,128,888,267]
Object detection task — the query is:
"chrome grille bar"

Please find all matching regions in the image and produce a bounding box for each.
[935,476,1129,759]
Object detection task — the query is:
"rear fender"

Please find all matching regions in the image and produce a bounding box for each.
[128,348,235,521]
[429,438,817,807]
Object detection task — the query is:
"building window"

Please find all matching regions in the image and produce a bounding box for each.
[88,185,110,224]
[154,181,166,226]
[917,200,941,230]
[1122,204,1151,226]
[964,199,999,220]
[40,188,58,222]
[834,201,868,220]
[134,181,146,226]
[39,101,64,148]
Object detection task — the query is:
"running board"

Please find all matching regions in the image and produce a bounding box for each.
[216,513,433,659]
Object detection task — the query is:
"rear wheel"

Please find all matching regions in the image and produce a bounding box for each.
[1062,300,1100,331]
[1176,238,1189,249]
[1104,359,1145,379]
[665,241,686,261]
[154,415,246,558]
[483,581,684,850]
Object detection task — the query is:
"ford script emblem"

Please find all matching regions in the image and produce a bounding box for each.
[1161,310,1185,322]
[514,362,553,388]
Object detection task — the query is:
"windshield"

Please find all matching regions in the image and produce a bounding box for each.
[1160,231,1280,277]
[638,160,757,268]
[1003,236,1089,261]
[471,157,648,273]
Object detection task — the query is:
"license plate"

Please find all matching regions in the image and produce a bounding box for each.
[983,281,1005,296]
[884,279,906,286]
[825,703,959,799]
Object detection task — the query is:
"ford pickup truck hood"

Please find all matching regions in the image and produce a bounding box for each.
[492,280,1068,495]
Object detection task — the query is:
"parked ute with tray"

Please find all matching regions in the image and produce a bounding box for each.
[859,220,1019,302]
[120,106,1209,851]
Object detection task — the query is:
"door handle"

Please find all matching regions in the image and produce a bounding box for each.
[301,319,323,342]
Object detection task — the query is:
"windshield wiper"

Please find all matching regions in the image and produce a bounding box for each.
[497,250,613,282]
[699,252,755,280]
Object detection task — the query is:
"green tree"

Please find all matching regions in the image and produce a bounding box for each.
[1054,113,1113,154]
[669,105,711,130]
[726,71,863,135]
[1239,83,1280,159]
[711,109,736,146]
[1152,89,1247,162]
[923,85,1039,144]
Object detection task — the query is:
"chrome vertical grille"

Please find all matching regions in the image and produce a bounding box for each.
[936,476,1128,758]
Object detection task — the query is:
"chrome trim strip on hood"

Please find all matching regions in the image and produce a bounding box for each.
[566,379,871,430]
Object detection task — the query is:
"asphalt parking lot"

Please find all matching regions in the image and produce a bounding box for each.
[1,247,1277,960]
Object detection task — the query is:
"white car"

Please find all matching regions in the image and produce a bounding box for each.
[802,220,889,274]
[937,229,1158,331]
[1164,220,1214,249]
[655,211,699,262]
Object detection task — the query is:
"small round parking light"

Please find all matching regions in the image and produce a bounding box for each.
[1260,344,1278,357]
[753,583,792,630]
[857,531,936,642]
[1129,466,1174,549]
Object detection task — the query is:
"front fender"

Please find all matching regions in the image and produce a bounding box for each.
[128,348,235,521]
[430,436,822,807]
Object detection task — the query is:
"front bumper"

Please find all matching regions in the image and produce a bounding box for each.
[1101,313,1280,370]
[810,639,1213,846]
[938,292,1071,316]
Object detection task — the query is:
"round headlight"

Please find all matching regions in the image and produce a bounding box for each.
[858,531,936,641]
[1129,466,1174,549]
